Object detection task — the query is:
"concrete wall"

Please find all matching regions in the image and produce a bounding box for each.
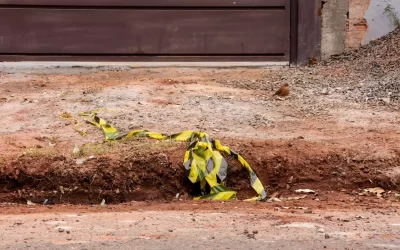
[321,0,349,60]
[321,0,399,59]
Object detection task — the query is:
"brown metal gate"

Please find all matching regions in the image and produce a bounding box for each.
[0,0,300,62]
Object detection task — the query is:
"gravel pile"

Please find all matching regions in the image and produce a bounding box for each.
[323,27,400,105]
[328,28,400,69]
[223,28,400,110]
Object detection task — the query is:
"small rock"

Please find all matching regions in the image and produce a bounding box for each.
[268,197,282,202]
[27,200,36,206]
[100,199,106,206]
[72,146,81,155]
[58,228,65,233]
[287,195,307,200]
[76,158,86,165]
[321,88,329,95]
[168,229,173,232]
[295,207,309,210]
[318,228,325,233]
[295,189,316,194]
[252,230,259,234]
[381,98,391,104]
[325,233,330,239]
[363,187,385,197]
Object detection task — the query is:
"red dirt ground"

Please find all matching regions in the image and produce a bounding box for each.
[1,67,400,210]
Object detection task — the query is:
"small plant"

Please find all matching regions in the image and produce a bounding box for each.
[384,0,400,27]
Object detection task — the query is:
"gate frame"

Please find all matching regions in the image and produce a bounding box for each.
[291,0,322,66]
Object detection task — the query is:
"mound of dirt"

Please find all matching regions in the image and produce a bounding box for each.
[327,28,400,70]
[321,27,400,105]
[216,28,399,111]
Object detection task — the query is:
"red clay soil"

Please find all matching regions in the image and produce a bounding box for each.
[0,63,399,206]
[1,138,399,205]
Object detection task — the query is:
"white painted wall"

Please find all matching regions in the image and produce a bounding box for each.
[364,0,400,44]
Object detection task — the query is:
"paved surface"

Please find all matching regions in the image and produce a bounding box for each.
[1,207,400,250]
[0,62,287,74]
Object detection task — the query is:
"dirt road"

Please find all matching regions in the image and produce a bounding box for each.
[1,202,400,250]
[1,59,400,249]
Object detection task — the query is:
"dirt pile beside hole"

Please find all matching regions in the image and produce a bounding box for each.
[217,28,399,111]
[327,28,400,69]
[322,27,400,105]
[1,140,399,204]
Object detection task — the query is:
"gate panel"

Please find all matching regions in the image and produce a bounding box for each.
[0,0,287,7]
[0,0,291,61]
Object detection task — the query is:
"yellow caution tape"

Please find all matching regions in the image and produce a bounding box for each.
[59,112,87,136]
[66,110,267,201]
